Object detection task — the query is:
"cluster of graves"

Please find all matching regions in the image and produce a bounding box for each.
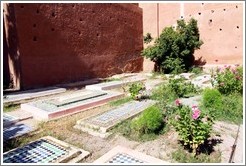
[2,73,214,163]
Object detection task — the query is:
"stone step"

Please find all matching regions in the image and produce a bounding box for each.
[74,100,156,138]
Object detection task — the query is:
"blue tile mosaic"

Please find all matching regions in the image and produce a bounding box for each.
[3,139,68,163]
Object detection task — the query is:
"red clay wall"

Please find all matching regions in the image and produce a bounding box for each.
[4,3,143,89]
[139,3,243,72]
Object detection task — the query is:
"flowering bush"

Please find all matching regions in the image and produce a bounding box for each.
[211,65,243,94]
[172,99,213,156]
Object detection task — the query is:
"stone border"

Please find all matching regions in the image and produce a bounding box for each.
[93,145,168,163]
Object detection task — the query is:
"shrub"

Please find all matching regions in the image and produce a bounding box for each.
[142,18,203,74]
[151,83,177,102]
[128,82,145,99]
[211,65,243,94]
[172,99,213,156]
[201,88,223,117]
[131,106,163,135]
[168,78,198,98]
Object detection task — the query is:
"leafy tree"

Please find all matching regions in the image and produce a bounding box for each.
[142,18,203,74]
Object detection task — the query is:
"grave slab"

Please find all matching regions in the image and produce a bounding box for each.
[85,76,146,91]
[93,145,168,163]
[3,136,90,163]
[21,90,123,121]
[3,87,66,104]
[3,124,33,141]
[74,100,156,138]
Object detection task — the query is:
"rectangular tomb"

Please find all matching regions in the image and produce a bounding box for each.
[21,90,123,121]
[93,145,168,163]
[74,100,156,138]
[3,87,66,104]
[3,136,90,163]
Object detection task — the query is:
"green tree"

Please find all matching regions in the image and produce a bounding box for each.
[142,18,203,74]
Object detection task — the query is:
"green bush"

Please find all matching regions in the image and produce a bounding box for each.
[151,83,177,102]
[201,88,223,112]
[128,82,145,99]
[131,106,163,135]
[168,78,198,98]
[142,18,203,74]
[212,65,243,94]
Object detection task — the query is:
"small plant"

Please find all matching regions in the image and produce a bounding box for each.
[201,88,223,118]
[151,83,177,103]
[168,78,198,98]
[143,32,153,44]
[128,82,145,100]
[131,106,163,135]
[172,99,213,156]
[211,65,243,94]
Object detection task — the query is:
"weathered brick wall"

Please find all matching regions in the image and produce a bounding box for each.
[139,3,243,72]
[4,3,143,89]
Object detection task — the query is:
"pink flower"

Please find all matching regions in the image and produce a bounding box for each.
[192,109,200,120]
[175,99,181,106]
[192,105,198,111]
[224,65,227,68]
[235,64,240,67]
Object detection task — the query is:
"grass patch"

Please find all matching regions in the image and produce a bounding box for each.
[109,96,132,107]
[3,103,20,113]
[200,92,243,125]
[172,146,221,163]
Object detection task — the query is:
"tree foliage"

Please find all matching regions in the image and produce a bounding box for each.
[142,18,203,74]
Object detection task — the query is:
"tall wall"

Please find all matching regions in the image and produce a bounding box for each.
[3,3,143,89]
[139,3,243,72]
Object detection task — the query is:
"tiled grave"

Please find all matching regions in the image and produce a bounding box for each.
[21,90,123,120]
[86,76,146,90]
[74,100,156,138]
[3,87,66,104]
[3,124,33,141]
[93,145,168,163]
[3,114,19,127]
[3,136,90,163]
